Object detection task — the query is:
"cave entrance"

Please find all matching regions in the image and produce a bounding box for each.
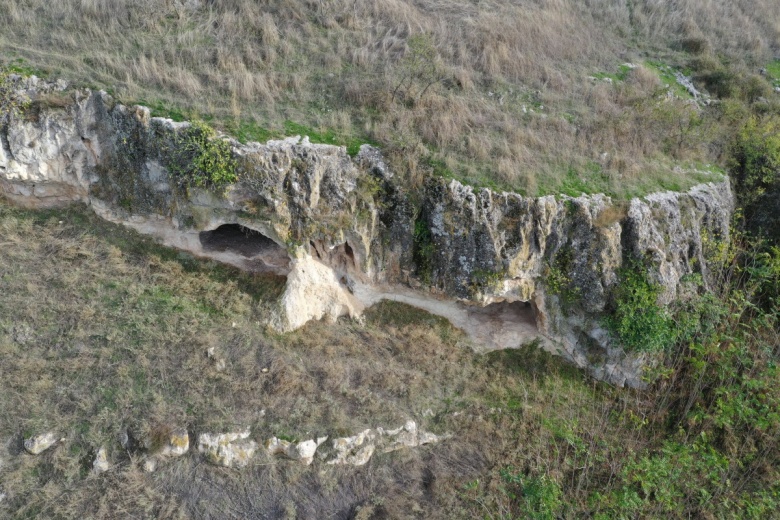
[465,300,540,351]
[199,224,289,274]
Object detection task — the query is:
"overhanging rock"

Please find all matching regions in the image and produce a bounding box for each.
[0,77,735,387]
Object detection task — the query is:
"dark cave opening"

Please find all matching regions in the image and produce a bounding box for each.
[199,224,284,259]
[467,300,539,332]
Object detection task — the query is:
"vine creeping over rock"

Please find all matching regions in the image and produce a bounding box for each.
[606,262,675,353]
[165,120,237,189]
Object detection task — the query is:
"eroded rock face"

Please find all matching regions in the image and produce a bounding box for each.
[0,80,735,387]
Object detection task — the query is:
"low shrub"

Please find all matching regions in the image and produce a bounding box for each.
[166,120,237,189]
[606,262,675,352]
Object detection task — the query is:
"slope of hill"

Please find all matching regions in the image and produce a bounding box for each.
[1,0,778,196]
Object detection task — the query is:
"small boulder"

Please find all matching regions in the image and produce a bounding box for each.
[328,429,377,466]
[159,428,189,457]
[24,432,61,455]
[143,458,157,473]
[198,430,258,468]
[92,447,110,474]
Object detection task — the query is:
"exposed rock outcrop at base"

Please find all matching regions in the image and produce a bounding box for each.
[0,78,735,387]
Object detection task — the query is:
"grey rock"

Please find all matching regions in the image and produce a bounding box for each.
[24,432,60,455]
[0,85,735,388]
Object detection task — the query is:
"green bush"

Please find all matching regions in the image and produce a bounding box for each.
[606,263,675,352]
[0,64,29,123]
[412,215,435,284]
[730,116,780,206]
[166,120,237,189]
[499,469,563,520]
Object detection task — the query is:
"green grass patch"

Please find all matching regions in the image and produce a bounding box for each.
[765,60,780,87]
[282,120,375,156]
[645,61,694,99]
[591,63,634,83]
[4,57,49,78]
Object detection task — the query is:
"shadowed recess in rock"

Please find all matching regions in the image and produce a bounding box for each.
[465,300,539,351]
[199,224,282,258]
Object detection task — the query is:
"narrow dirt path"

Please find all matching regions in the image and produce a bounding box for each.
[353,283,546,353]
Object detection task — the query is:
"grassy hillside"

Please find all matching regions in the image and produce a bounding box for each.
[0,199,778,519]
[1,0,778,196]
[2,2,780,518]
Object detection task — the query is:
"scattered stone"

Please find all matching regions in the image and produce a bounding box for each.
[198,430,258,468]
[92,447,110,474]
[12,324,35,345]
[207,347,227,371]
[143,458,157,473]
[0,490,5,503]
[158,428,189,457]
[24,432,61,455]
[266,436,327,466]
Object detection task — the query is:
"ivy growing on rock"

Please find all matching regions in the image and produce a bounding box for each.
[166,120,237,190]
[0,65,29,124]
[606,262,675,352]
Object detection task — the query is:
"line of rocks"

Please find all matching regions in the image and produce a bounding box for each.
[19,420,450,474]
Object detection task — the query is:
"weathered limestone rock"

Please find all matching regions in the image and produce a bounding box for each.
[158,428,189,457]
[23,432,61,455]
[92,447,110,474]
[328,429,377,466]
[198,430,258,468]
[0,80,736,387]
[328,421,449,466]
[143,458,157,473]
[270,254,363,332]
[266,436,327,465]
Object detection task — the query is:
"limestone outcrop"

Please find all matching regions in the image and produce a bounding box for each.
[198,430,258,468]
[327,420,449,466]
[0,77,735,387]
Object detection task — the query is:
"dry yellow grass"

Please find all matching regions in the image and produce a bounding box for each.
[0,1,775,196]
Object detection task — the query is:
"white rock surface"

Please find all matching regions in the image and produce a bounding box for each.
[92,447,110,474]
[143,458,157,473]
[266,436,327,465]
[198,430,258,468]
[159,428,190,457]
[270,255,363,332]
[328,421,450,465]
[24,432,61,455]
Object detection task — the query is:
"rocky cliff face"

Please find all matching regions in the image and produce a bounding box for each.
[0,79,735,387]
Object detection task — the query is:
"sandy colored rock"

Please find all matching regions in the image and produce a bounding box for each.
[92,447,109,474]
[198,430,258,468]
[24,432,60,455]
[266,436,327,466]
[160,428,189,457]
